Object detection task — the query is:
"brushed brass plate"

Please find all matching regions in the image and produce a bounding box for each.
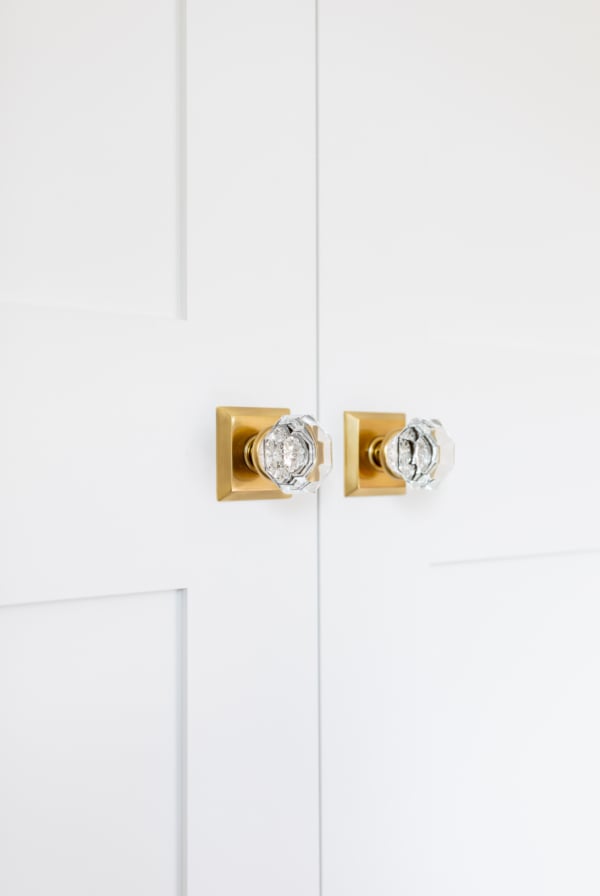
[344,411,407,497]
[216,406,292,501]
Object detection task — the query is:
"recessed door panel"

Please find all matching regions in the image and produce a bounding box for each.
[0,0,179,316]
[0,590,184,896]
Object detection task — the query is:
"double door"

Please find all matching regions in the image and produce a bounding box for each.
[2,1,600,894]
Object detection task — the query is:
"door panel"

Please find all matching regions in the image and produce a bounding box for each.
[320,553,600,894]
[319,1,600,893]
[0,590,184,896]
[0,0,179,316]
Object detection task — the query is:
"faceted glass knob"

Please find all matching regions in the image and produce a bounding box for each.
[252,414,332,494]
[382,418,454,489]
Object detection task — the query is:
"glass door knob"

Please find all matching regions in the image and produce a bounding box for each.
[247,414,332,494]
[379,418,454,489]
[344,411,454,497]
[217,407,332,501]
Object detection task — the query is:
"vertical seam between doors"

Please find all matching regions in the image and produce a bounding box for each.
[315,1,324,894]
[175,0,188,885]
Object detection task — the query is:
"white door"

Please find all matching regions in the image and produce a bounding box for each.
[3,1,600,895]
[319,1,600,894]
[1,1,319,894]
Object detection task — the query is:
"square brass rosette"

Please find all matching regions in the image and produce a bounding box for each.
[216,406,291,501]
[344,411,407,497]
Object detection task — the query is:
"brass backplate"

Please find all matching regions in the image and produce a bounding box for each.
[216,406,292,501]
[344,411,407,497]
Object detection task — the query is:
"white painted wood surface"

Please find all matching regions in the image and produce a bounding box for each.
[3,0,599,892]
[0,591,184,896]
[0,0,178,316]
[318,1,600,893]
[0,1,319,894]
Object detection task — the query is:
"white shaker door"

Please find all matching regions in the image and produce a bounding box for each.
[319,1,600,894]
[0,2,319,895]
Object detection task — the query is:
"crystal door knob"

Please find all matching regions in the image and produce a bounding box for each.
[381,418,454,489]
[216,406,332,501]
[344,411,454,496]
[249,414,332,494]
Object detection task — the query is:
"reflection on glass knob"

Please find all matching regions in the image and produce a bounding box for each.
[381,418,454,489]
[249,414,332,494]
[216,406,332,501]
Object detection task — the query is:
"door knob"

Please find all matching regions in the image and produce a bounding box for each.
[344,411,454,497]
[217,407,332,501]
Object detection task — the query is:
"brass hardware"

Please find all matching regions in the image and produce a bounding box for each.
[216,406,292,501]
[344,411,407,497]
[243,435,259,472]
[218,407,333,500]
[366,436,384,470]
